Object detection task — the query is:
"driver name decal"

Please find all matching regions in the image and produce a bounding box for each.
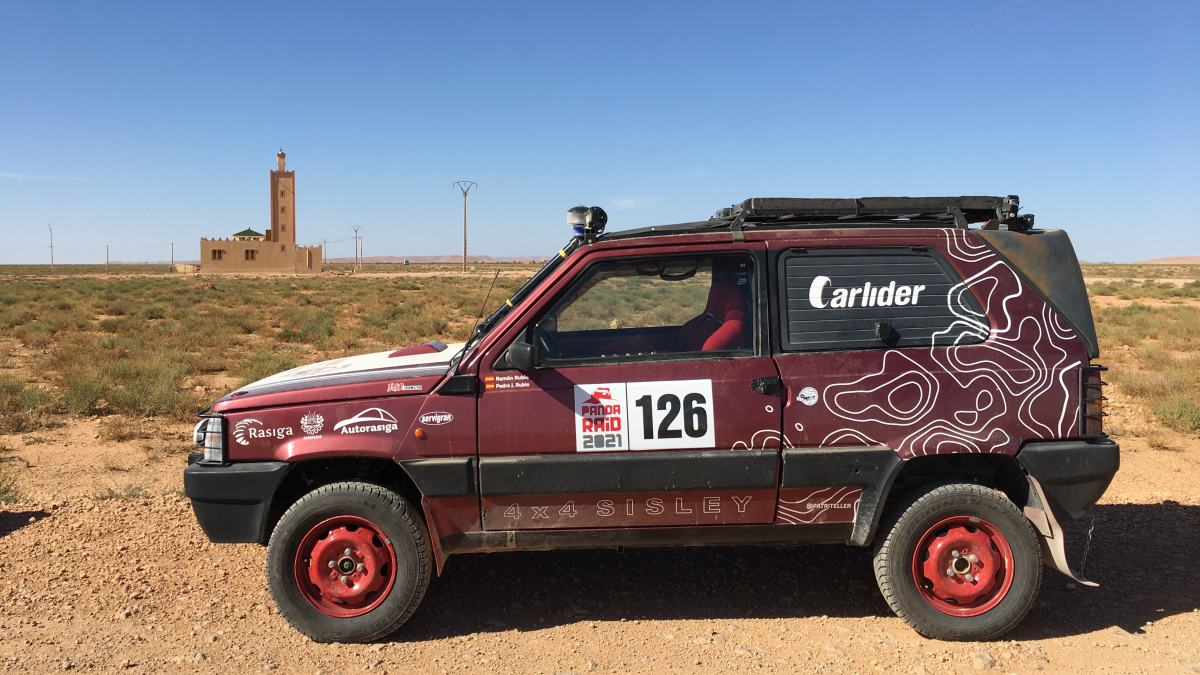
[574,380,715,452]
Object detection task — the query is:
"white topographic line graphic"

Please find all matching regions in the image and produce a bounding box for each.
[777,487,862,525]
[816,230,1081,457]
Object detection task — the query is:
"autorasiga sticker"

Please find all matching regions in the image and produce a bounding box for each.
[574,379,715,452]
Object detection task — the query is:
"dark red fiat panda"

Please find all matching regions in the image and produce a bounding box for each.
[184,196,1118,642]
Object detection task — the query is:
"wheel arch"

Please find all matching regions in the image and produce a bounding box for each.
[888,453,1029,512]
[262,457,424,545]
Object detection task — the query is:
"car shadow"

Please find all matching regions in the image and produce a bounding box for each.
[1012,501,1200,639]
[397,502,1200,642]
[0,510,49,539]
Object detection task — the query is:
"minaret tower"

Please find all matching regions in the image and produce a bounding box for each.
[269,150,296,245]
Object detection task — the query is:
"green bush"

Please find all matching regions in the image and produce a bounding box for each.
[239,349,298,386]
[100,360,193,418]
[1153,398,1200,433]
[0,377,54,432]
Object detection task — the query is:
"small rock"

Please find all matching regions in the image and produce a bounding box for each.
[972,651,995,670]
[734,645,752,657]
[265,662,278,671]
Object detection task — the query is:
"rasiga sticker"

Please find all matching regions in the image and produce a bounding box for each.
[574,379,714,452]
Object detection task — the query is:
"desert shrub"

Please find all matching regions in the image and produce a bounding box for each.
[277,307,334,343]
[239,349,298,385]
[100,359,193,418]
[63,377,106,415]
[1153,398,1200,433]
[99,317,136,333]
[0,467,20,503]
[105,300,133,316]
[141,305,166,320]
[0,377,55,432]
[95,484,150,500]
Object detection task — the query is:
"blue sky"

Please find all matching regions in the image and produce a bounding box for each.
[1,1,1197,263]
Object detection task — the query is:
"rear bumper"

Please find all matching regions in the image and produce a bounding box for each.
[183,455,290,543]
[1017,437,1119,521]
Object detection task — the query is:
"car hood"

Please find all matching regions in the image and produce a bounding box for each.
[211,340,464,412]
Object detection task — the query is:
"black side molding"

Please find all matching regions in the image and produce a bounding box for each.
[782,446,903,547]
[1017,437,1119,520]
[399,457,477,497]
[480,449,777,496]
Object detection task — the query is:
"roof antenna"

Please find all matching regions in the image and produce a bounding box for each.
[470,268,502,338]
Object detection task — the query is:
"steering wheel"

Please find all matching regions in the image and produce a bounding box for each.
[534,325,561,359]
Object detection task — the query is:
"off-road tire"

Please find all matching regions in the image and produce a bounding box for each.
[266,481,432,643]
[872,482,1042,641]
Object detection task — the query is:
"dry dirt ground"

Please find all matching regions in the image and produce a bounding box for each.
[1,398,1197,673]
[1,286,1198,673]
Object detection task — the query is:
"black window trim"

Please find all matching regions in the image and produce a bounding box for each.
[772,245,989,354]
[496,250,764,370]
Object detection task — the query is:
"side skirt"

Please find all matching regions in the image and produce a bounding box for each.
[440,522,852,556]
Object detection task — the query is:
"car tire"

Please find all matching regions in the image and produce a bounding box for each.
[872,482,1042,641]
[265,481,431,643]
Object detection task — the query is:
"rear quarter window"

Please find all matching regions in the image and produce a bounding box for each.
[778,248,987,351]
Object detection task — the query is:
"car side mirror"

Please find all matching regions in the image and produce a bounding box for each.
[506,340,535,371]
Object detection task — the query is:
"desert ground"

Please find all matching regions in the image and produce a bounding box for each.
[0,263,1198,674]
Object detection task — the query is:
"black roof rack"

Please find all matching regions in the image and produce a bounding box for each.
[604,195,1034,241]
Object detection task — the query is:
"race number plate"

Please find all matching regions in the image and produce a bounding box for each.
[574,379,715,452]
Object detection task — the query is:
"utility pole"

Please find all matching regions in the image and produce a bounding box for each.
[47,224,54,268]
[352,226,361,272]
[453,181,477,272]
[106,244,110,272]
[170,242,175,271]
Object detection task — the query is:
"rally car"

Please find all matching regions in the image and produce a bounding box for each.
[184,196,1118,642]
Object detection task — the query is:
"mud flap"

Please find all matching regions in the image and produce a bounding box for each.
[1022,475,1098,587]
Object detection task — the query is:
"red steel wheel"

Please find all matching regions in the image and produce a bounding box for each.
[293,515,399,618]
[911,515,1015,617]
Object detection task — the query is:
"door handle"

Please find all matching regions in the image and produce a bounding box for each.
[750,376,783,397]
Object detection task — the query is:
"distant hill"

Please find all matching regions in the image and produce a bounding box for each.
[328,255,541,264]
[1137,256,1200,265]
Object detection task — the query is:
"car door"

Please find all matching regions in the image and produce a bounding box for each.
[476,247,783,530]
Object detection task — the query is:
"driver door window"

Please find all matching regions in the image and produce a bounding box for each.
[535,254,755,364]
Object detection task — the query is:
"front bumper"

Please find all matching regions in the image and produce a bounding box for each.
[183,455,291,543]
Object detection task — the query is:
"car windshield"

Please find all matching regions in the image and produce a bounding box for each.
[448,238,579,370]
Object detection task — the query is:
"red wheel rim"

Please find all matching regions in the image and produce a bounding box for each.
[911,515,1015,617]
[293,515,398,618]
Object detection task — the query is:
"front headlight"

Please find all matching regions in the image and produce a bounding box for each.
[194,416,225,463]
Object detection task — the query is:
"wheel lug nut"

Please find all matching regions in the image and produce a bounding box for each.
[946,567,954,577]
[964,573,975,582]
[356,563,365,572]
[327,561,335,569]
[343,548,352,557]
[339,575,349,584]
[967,554,979,563]
[950,550,960,558]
